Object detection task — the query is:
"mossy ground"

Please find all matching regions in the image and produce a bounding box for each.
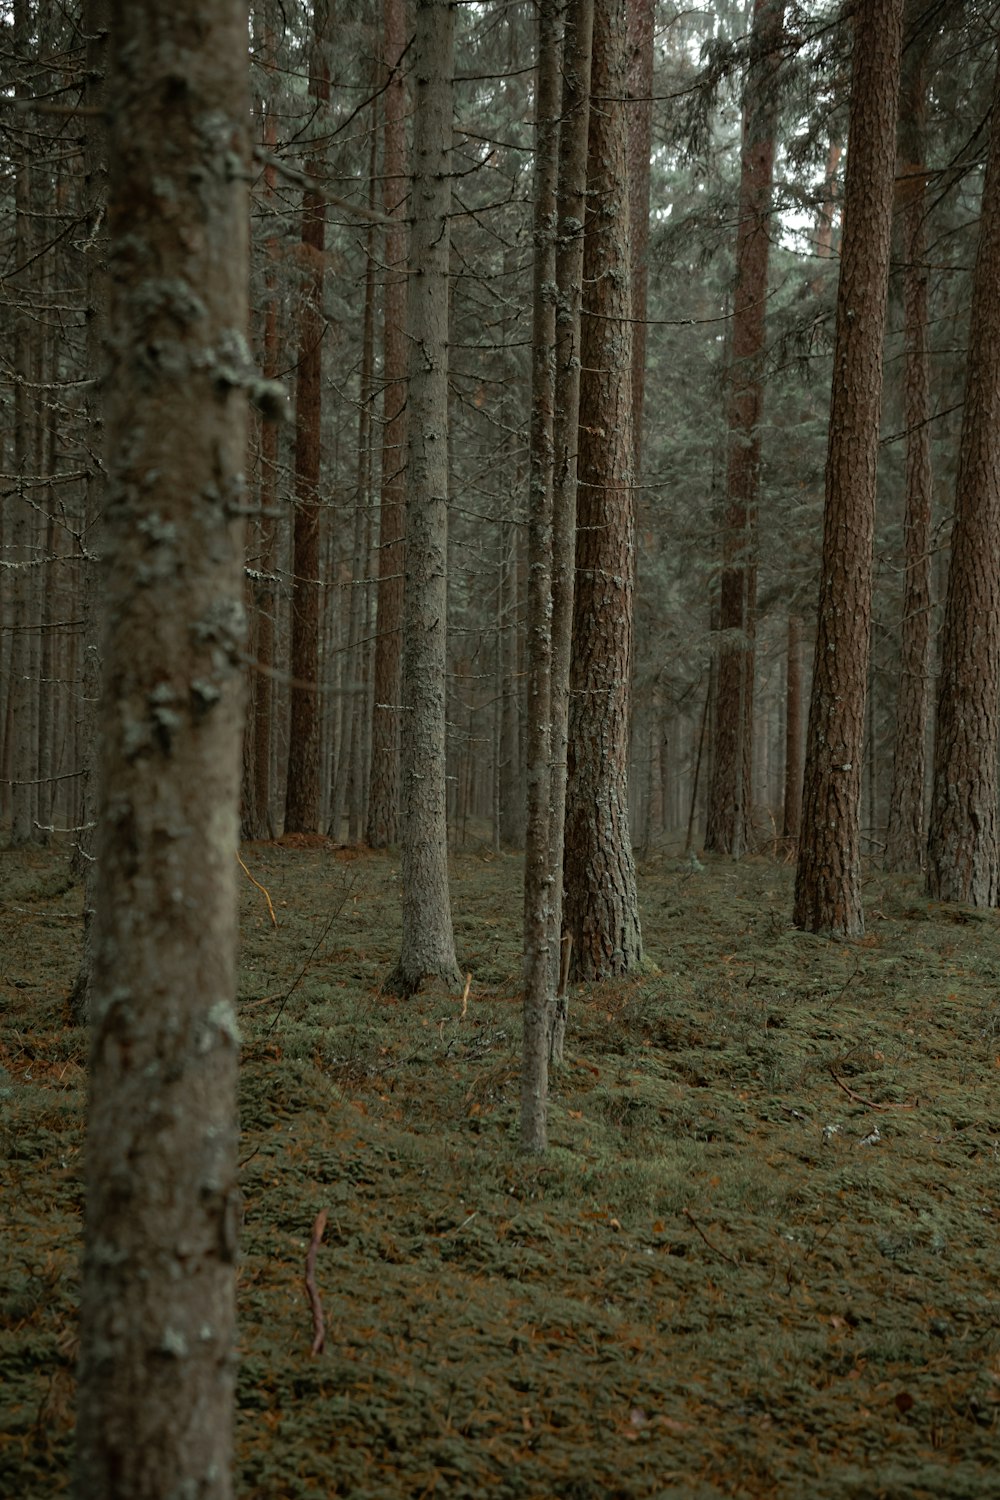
[3,836,1000,1497]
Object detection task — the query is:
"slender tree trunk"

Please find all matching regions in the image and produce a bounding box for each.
[521,0,561,1154]
[285,1,329,833]
[884,36,933,874]
[563,0,643,981]
[547,0,594,1062]
[73,3,248,1493]
[388,0,461,995]
[627,0,654,479]
[782,611,802,840]
[705,0,784,858]
[367,0,408,847]
[793,0,904,936]
[926,50,1000,906]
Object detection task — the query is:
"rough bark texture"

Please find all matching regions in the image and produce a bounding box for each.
[388,0,461,995]
[793,0,904,936]
[69,0,110,1020]
[626,0,654,479]
[782,611,803,841]
[367,0,408,848]
[547,0,593,1060]
[706,0,784,859]
[925,53,1000,906]
[521,0,561,1154]
[73,3,248,1495]
[285,1,329,833]
[563,0,643,981]
[885,38,933,874]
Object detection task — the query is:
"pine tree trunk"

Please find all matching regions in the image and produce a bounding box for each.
[884,38,933,874]
[563,0,643,981]
[284,1,329,833]
[793,0,904,936]
[706,0,784,859]
[926,50,1000,906]
[367,0,408,848]
[388,0,461,995]
[73,3,248,1493]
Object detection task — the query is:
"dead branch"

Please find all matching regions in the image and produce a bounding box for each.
[682,1207,740,1267]
[827,1067,917,1112]
[304,1210,328,1356]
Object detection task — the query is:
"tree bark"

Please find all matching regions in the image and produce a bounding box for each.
[285,1,329,833]
[792,0,904,937]
[388,0,462,994]
[926,49,1000,906]
[367,0,408,848]
[884,34,933,874]
[73,2,248,1494]
[563,0,643,981]
[705,0,784,859]
[521,0,561,1153]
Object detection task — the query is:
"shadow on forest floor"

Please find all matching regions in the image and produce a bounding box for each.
[3,837,1000,1497]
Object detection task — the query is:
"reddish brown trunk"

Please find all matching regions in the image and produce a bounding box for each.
[793,0,905,936]
[926,51,1000,906]
[885,41,933,873]
[705,0,784,859]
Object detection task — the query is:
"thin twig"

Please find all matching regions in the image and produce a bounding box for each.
[305,1210,328,1356]
[827,1067,917,1112]
[237,852,278,927]
[682,1207,740,1267]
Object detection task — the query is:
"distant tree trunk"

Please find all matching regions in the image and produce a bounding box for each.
[69,0,110,1020]
[243,60,282,842]
[782,612,802,840]
[926,52,1000,906]
[563,0,643,980]
[388,0,461,995]
[285,0,329,833]
[367,0,408,848]
[705,0,784,859]
[884,37,933,874]
[548,0,593,1059]
[521,0,561,1153]
[73,2,248,1494]
[627,0,654,478]
[793,0,904,936]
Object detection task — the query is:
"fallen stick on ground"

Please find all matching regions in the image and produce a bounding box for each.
[305,1209,328,1355]
[827,1068,917,1112]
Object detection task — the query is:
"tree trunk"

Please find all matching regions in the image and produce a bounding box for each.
[284,1,329,833]
[792,0,904,937]
[367,0,408,848]
[73,2,248,1494]
[548,0,593,1059]
[627,0,654,480]
[521,0,561,1153]
[926,49,1000,906]
[884,35,933,874]
[563,0,643,981]
[388,0,461,995]
[705,0,784,859]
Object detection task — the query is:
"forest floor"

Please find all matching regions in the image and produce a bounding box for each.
[3,835,1000,1498]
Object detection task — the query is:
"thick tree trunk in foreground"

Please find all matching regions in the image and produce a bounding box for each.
[563,0,643,981]
[926,53,1000,906]
[706,0,784,858]
[73,2,248,1495]
[885,37,933,874]
[793,0,904,937]
[388,0,461,994]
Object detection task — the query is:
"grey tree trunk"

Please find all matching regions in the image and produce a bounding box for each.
[388,0,461,995]
[73,2,249,1494]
